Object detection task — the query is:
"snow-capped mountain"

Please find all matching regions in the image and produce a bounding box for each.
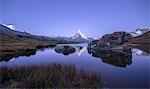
[51,29,93,43]
[0,24,31,37]
[74,29,87,39]
[70,29,90,42]
[2,24,16,30]
[0,24,55,41]
[130,28,150,37]
[72,29,95,42]
[0,24,93,43]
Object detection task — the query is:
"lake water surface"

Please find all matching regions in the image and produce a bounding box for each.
[0,43,149,88]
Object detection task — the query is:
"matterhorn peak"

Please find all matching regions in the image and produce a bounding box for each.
[74,28,87,39]
[77,29,83,36]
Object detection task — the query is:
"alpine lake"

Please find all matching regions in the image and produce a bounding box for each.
[0,43,149,88]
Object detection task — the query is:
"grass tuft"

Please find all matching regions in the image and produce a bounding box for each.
[0,63,102,88]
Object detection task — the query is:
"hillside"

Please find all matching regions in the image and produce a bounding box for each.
[0,24,83,61]
[0,24,58,61]
[0,24,58,48]
[129,31,150,44]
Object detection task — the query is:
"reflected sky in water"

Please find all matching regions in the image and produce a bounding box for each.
[0,43,149,88]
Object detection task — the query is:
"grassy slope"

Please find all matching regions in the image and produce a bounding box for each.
[129,31,150,44]
[0,34,57,51]
[0,34,81,61]
[0,34,57,61]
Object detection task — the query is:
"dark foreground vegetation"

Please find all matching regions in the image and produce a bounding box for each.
[0,63,103,88]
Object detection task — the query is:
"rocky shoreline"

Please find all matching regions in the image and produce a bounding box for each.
[88,30,150,53]
[88,31,132,50]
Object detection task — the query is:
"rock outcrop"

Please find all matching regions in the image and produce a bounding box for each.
[55,46,75,55]
[88,31,131,49]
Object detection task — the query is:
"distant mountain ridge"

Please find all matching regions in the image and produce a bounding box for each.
[129,28,150,37]
[52,29,93,43]
[0,24,93,43]
[0,24,30,37]
[0,24,73,44]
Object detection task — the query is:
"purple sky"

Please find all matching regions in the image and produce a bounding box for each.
[1,0,149,37]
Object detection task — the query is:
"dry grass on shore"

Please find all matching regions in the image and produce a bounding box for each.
[0,63,103,88]
[0,34,57,52]
[0,34,57,61]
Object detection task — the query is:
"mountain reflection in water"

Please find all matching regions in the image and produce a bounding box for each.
[0,49,37,62]
[0,43,149,67]
[132,44,150,55]
[74,46,86,56]
[0,43,149,88]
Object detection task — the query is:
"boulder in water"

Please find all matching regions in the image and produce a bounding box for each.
[55,45,75,55]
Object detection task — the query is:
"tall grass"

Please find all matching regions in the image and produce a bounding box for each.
[0,63,102,88]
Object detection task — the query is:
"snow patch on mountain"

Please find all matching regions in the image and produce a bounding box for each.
[74,29,87,39]
[130,28,150,37]
[2,24,16,30]
[50,28,93,43]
